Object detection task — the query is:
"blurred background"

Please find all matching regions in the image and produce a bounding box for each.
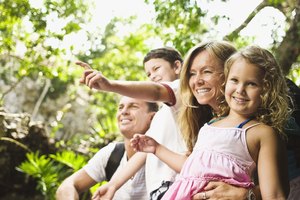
[0,0,299,199]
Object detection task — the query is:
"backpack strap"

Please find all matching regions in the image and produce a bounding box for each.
[105,142,125,181]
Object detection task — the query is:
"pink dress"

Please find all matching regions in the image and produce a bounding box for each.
[162,121,258,200]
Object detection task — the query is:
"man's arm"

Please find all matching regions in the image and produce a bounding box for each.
[56,169,97,200]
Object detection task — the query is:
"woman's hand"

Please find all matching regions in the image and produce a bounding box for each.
[192,181,248,200]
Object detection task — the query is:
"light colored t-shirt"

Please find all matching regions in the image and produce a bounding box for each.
[145,79,187,194]
[83,142,148,200]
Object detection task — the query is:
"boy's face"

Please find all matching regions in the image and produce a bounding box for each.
[144,58,181,82]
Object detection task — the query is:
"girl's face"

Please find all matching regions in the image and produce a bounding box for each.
[225,58,263,117]
[144,58,180,82]
[189,50,224,111]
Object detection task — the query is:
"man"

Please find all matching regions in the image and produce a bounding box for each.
[56,96,158,200]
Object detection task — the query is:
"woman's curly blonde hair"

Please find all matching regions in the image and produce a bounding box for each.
[218,45,292,139]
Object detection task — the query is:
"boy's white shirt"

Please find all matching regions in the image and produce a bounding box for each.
[145,79,187,193]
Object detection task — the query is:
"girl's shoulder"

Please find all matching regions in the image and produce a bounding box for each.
[246,122,277,138]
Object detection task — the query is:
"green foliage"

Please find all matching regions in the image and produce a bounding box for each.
[17,152,63,199]
[288,65,300,86]
[2,0,300,198]
[50,150,87,171]
[146,0,208,54]
[17,150,89,199]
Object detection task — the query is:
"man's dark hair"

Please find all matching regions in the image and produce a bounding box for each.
[146,102,159,112]
[143,47,183,66]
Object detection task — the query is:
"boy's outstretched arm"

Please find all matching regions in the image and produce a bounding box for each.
[76,61,172,103]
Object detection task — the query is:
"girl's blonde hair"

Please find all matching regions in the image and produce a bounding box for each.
[219,45,291,138]
[179,40,237,151]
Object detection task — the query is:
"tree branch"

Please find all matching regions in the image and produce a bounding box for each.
[224,0,269,40]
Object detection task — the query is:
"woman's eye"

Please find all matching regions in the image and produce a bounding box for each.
[189,71,196,76]
[203,70,212,74]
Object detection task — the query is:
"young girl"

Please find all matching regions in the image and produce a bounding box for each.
[131,45,290,199]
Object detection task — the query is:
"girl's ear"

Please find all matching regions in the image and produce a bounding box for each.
[174,60,182,75]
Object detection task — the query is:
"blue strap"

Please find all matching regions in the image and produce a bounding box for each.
[236,117,253,128]
[208,117,253,128]
[208,117,225,125]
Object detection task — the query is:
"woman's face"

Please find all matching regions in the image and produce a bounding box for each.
[188,50,224,111]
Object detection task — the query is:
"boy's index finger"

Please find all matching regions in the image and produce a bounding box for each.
[76,61,93,70]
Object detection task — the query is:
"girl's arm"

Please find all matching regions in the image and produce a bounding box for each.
[131,134,188,172]
[76,61,171,103]
[254,125,289,199]
[92,152,147,200]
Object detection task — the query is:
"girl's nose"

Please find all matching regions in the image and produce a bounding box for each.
[236,84,245,94]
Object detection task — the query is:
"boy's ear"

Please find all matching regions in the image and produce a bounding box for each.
[174,60,182,75]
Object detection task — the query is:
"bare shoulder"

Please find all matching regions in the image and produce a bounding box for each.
[247,123,280,142]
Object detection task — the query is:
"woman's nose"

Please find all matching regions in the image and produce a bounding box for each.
[195,74,204,84]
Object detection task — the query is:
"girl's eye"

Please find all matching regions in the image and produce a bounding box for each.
[229,78,238,83]
[248,82,257,86]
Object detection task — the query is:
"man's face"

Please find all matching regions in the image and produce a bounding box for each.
[117,97,155,139]
[144,58,180,82]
